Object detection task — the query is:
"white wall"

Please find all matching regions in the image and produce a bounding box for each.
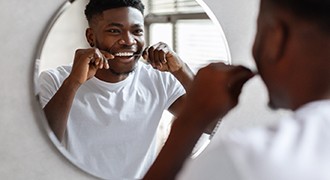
[0,0,98,179]
[0,0,287,179]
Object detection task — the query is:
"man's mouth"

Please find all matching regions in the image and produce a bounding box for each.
[111,51,142,63]
[114,52,135,57]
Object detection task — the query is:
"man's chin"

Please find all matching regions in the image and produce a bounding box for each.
[268,99,288,110]
[108,65,136,76]
[108,59,138,74]
[268,101,279,110]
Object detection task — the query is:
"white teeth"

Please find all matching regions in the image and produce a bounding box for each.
[114,52,134,57]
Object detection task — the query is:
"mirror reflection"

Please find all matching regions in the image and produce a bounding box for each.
[35,0,230,179]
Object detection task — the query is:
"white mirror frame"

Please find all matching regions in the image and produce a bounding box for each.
[33,0,231,179]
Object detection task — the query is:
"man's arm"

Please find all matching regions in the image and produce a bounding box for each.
[42,48,112,141]
[167,62,194,118]
[143,42,194,116]
[171,62,194,91]
[143,42,221,134]
[143,63,255,180]
[144,111,207,180]
[43,78,81,141]
[143,42,194,92]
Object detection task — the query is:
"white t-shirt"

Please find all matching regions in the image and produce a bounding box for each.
[178,100,330,180]
[38,61,185,179]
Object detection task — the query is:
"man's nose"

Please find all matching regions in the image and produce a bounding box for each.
[119,32,137,45]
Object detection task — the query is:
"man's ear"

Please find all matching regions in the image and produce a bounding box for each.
[86,27,95,47]
[267,20,288,63]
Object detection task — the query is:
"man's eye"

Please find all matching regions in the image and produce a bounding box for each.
[134,29,144,35]
[106,29,120,33]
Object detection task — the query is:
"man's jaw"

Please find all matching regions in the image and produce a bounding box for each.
[107,65,136,76]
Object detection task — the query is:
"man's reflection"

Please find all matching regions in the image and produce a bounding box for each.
[38,0,194,178]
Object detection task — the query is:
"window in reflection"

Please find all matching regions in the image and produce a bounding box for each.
[144,0,229,152]
[147,0,203,14]
[144,0,228,73]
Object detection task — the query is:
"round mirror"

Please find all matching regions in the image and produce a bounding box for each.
[34,0,230,179]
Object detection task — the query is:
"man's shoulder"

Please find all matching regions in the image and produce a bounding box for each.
[136,60,153,71]
[224,100,330,155]
[136,60,174,79]
[38,65,72,85]
[40,64,72,78]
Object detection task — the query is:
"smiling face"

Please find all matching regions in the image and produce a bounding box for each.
[86,7,145,76]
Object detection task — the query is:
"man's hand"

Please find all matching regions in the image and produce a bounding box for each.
[143,42,195,118]
[142,42,184,73]
[43,48,114,141]
[68,48,114,85]
[182,63,255,127]
[143,63,254,180]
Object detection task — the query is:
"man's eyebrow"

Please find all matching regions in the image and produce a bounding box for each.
[132,23,144,28]
[106,22,144,28]
[107,22,124,27]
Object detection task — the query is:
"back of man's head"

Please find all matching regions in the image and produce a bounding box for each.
[85,0,145,23]
[268,0,330,32]
[259,0,330,110]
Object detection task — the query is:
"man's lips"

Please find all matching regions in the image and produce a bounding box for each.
[113,52,135,57]
[112,51,143,58]
[110,52,142,63]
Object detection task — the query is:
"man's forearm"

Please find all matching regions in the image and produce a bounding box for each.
[43,78,80,141]
[143,112,207,180]
[171,63,218,134]
[172,63,194,92]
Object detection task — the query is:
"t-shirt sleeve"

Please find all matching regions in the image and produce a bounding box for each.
[38,70,63,108]
[163,73,186,110]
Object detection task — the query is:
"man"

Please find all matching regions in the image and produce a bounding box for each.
[38,0,194,179]
[144,0,330,179]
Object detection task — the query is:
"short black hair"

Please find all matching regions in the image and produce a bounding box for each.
[85,0,145,23]
[269,0,330,31]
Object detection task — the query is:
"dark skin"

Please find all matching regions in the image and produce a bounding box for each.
[44,7,195,141]
[143,63,255,180]
[252,0,330,110]
[143,0,330,179]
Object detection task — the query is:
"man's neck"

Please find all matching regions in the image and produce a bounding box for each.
[95,69,130,83]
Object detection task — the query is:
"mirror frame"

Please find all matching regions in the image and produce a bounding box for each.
[33,0,231,179]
